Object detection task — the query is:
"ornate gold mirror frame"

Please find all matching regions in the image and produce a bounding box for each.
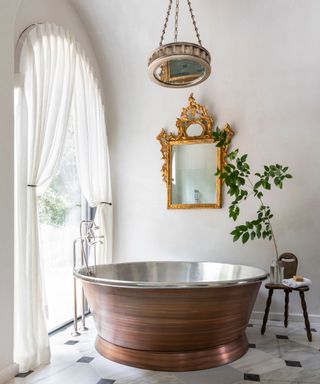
[157,94,234,209]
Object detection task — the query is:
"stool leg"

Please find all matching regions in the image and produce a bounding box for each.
[299,290,312,342]
[261,289,273,335]
[284,290,290,328]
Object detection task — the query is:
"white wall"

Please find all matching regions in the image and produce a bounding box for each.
[0,0,21,380]
[71,0,320,320]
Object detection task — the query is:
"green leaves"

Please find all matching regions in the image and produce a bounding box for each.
[212,127,230,148]
[257,163,292,190]
[229,149,239,160]
[242,232,250,244]
[230,205,274,245]
[229,204,240,221]
[212,129,293,248]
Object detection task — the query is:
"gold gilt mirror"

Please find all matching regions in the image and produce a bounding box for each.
[157,94,234,209]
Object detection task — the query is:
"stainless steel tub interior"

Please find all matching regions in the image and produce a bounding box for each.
[74,261,268,288]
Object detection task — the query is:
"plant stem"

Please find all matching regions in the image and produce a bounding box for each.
[257,206,279,261]
[266,217,279,261]
[247,178,279,261]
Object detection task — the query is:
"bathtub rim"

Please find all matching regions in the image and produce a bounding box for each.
[74,261,268,289]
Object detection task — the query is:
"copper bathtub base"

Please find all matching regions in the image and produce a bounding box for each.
[95,334,249,372]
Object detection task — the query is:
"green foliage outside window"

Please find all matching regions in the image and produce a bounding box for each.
[38,178,66,227]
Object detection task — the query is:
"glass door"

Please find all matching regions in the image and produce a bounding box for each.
[38,125,86,331]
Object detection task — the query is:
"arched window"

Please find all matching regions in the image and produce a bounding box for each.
[14,23,112,373]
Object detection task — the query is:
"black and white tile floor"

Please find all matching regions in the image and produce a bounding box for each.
[8,317,320,384]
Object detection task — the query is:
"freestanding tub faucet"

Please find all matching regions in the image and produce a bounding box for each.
[72,220,104,336]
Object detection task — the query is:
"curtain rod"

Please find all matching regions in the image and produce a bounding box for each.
[16,22,44,45]
[15,23,43,73]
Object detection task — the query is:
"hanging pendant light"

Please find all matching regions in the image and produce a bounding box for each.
[148,0,211,88]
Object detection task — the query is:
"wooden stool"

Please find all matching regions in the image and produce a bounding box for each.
[261,253,312,341]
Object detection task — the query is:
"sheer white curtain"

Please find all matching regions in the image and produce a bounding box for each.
[14,23,77,373]
[73,48,112,264]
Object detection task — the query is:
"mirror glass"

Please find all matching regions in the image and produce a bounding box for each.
[171,143,216,205]
[155,59,205,86]
[187,123,203,137]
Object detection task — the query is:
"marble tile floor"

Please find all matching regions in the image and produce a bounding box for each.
[7,317,320,384]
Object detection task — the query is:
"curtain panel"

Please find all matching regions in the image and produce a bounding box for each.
[14,23,112,373]
[73,47,112,264]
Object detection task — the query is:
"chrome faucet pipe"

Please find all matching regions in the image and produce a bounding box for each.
[73,220,104,334]
[72,239,81,337]
[79,239,88,331]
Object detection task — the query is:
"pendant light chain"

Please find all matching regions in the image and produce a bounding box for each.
[159,0,202,47]
[187,0,202,46]
[174,0,180,42]
[159,0,173,46]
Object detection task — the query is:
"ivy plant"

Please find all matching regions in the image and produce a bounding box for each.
[212,128,292,260]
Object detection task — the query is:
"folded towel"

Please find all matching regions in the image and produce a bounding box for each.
[282,278,312,288]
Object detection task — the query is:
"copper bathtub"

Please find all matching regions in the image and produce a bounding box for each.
[74,261,268,371]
